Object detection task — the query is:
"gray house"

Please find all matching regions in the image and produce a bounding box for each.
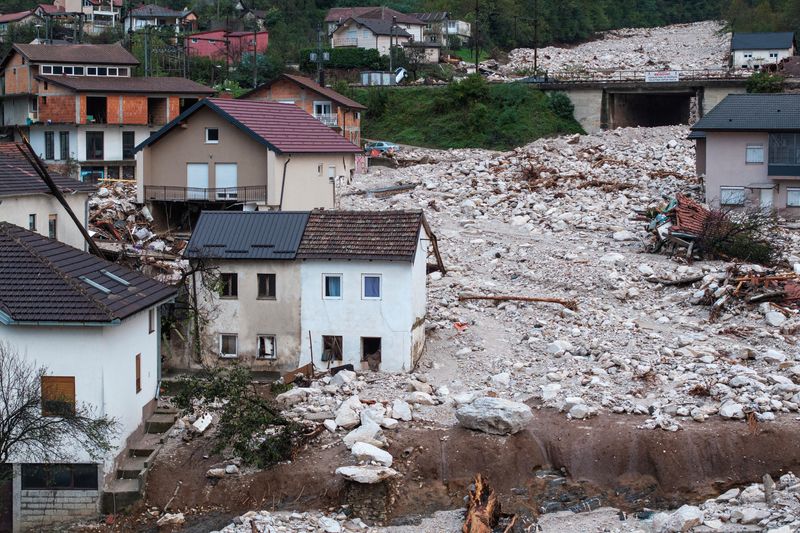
[691,93,800,211]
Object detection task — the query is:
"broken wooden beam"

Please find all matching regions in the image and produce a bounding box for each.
[458,294,578,311]
[463,474,500,533]
[643,274,704,286]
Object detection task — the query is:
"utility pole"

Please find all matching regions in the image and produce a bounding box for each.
[144,26,150,77]
[389,16,396,74]
[533,0,539,75]
[474,0,479,73]
[316,23,324,85]
[252,22,258,88]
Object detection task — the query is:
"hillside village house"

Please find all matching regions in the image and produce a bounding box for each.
[135,98,361,228]
[325,6,424,43]
[240,73,367,145]
[330,16,412,56]
[730,32,796,69]
[51,0,122,34]
[183,210,439,373]
[186,29,268,64]
[0,222,175,532]
[0,10,41,38]
[0,43,213,182]
[691,94,800,212]
[122,4,197,33]
[0,141,94,250]
[411,11,471,47]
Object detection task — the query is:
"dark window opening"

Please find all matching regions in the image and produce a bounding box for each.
[86,96,107,124]
[361,337,381,371]
[219,273,238,298]
[257,273,276,299]
[59,131,69,160]
[180,97,198,113]
[147,97,167,126]
[106,166,119,180]
[122,131,135,159]
[21,464,98,490]
[44,131,54,159]
[322,335,343,361]
[86,131,103,160]
[48,214,56,239]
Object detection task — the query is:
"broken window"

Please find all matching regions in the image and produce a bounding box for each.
[48,214,56,240]
[21,464,98,490]
[257,273,276,299]
[322,335,343,361]
[219,334,238,358]
[323,274,342,299]
[219,273,238,298]
[41,376,75,417]
[361,337,381,371]
[135,353,141,393]
[362,274,381,299]
[257,335,276,359]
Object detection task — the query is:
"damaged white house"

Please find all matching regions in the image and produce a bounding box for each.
[183,209,442,373]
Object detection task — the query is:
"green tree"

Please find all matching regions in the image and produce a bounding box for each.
[746,71,785,93]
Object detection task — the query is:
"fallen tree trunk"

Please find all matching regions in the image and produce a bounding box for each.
[459,294,578,311]
[463,474,500,533]
[643,274,704,286]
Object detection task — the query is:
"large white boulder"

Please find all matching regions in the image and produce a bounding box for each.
[455,397,533,435]
[391,399,413,421]
[335,465,398,484]
[351,441,393,466]
[343,420,384,449]
[660,505,703,532]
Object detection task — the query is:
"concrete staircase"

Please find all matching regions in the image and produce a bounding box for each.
[102,406,178,514]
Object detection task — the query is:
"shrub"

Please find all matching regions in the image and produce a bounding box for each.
[365,88,389,119]
[548,92,575,120]
[299,47,385,71]
[696,208,779,264]
[746,71,785,93]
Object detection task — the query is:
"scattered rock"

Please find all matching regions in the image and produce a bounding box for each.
[456,397,533,435]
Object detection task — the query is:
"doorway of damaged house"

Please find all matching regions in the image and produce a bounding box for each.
[361,337,381,371]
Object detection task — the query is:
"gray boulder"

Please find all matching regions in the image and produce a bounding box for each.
[455,397,533,435]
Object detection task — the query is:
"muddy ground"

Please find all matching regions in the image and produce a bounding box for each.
[103,408,800,532]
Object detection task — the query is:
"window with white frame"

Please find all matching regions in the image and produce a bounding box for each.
[205,127,219,144]
[219,334,238,358]
[323,274,342,299]
[257,335,276,359]
[328,165,336,179]
[787,188,800,207]
[362,274,381,299]
[720,186,746,206]
[746,144,764,164]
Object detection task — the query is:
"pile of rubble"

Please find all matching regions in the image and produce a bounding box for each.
[653,473,800,532]
[495,21,732,79]
[337,125,800,428]
[88,182,188,283]
[215,509,373,533]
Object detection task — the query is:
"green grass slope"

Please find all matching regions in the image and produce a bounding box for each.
[352,76,584,151]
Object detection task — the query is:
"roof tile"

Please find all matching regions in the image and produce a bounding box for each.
[0,141,95,197]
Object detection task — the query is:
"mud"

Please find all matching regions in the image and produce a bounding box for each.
[142,409,800,526]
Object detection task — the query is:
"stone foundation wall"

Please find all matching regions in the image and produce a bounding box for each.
[18,489,99,531]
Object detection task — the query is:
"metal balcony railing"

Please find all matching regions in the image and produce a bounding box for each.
[314,113,338,127]
[144,185,267,202]
[332,37,358,47]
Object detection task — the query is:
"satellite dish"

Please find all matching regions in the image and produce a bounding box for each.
[395,67,407,84]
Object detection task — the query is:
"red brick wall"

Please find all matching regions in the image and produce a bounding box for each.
[106,95,121,124]
[78,95,87,124]
[167,97,180,121]
[122,95,148,125]
[3,53,32,95]
[38,95,75,124]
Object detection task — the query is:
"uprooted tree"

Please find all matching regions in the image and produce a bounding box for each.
[173,364,303,469]
[695,207,779,265]
[0,341,117,480]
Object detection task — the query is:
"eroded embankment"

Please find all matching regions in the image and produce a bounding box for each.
[143,409,800,525]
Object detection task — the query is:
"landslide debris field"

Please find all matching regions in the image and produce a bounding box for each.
[111,125,800,533]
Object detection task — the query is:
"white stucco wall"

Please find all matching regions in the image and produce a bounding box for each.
[733,48,793,68]
[30,125,153,163]
[704,131,769,207]
[0,192,89,250]
[298,255,423,373]
[2,307,161,469]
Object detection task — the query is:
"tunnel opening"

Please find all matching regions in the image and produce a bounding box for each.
[608,92,693,128]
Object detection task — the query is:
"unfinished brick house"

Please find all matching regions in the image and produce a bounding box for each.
[240,73,366,146]
[0,43,213,182]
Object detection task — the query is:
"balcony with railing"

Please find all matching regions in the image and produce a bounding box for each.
[314,113,338,127]
[332,36,358,47]
[144,185,268,202]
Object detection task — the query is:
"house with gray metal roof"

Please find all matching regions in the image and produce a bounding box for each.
[179,209,443,373]
[691,93,800,211]
[730,32,796,69]
[0,221,176,531]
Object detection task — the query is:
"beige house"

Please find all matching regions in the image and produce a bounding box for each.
[692,94,800,213]
[0,141,94,250]
[135,98,361,229]
[331,16,412,56]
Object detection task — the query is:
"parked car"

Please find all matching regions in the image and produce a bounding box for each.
[365,141,401,155]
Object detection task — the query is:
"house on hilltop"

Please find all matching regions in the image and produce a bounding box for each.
[731,32,796,69]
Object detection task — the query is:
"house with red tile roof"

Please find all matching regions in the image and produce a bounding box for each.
[0,43,213,182]
[134,98,362,229]
[240,73,366,145]
[0,9,41,37]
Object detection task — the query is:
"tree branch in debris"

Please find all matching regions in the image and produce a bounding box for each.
[459,294,578,311]
[463,474,501,533]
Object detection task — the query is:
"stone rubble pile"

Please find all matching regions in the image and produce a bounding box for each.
[339,125,800,427]
[495,21,733,79]
[652,473,800,532]
[215,509,374,533]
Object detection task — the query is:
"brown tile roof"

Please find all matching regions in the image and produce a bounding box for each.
[12,43,139,65]
[242,73,366,110]
[140,98,361,154]
[38,74,213,94]
[0,141,95,197]
[0,222,176,324]
[296,210,425,261]
[325,6,422,25]
[0,10,36,23]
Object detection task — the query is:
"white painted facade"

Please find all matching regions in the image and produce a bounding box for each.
[733,48,794,69]
[298,231,429,372]
[2,307,161,469]
[28,125,154,164]
[0,192,89,250]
